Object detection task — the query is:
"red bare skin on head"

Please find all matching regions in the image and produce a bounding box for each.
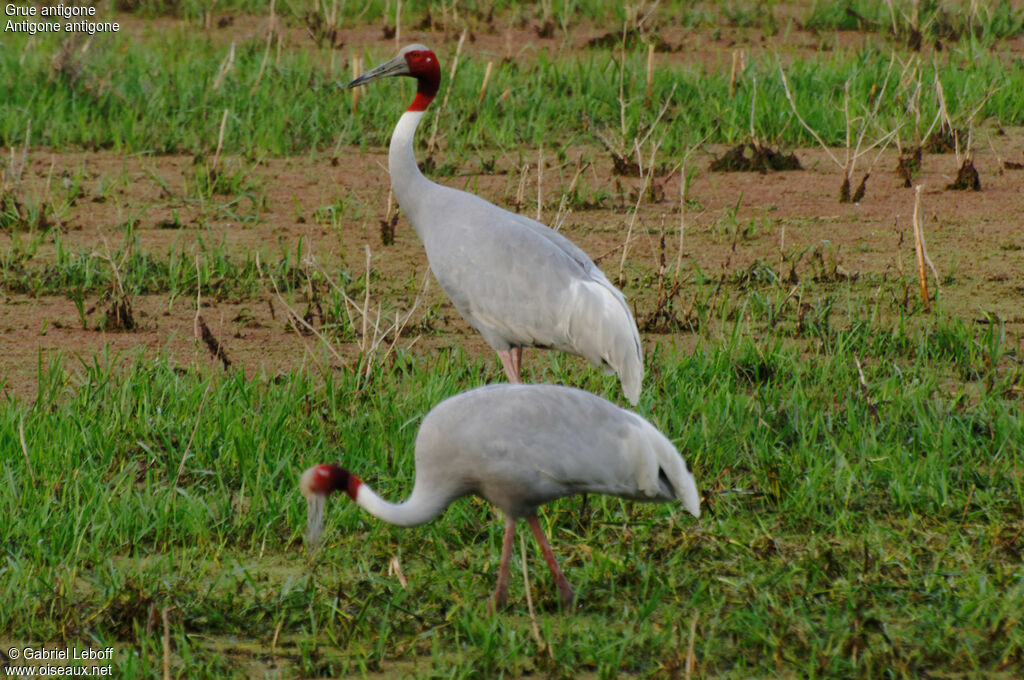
[311,464,362,500]
[346,472,363,499]
[404,50,440,111]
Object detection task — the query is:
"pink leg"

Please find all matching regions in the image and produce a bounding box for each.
[526,514,575,609]
[497,348,523,383]
[490,516,516,612]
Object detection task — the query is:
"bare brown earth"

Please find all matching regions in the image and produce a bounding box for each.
[3,15,1024,402]
[4,136,1023,402]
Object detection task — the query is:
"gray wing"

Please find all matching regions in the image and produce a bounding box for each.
[413,185,643,403]
[415,384,700,518]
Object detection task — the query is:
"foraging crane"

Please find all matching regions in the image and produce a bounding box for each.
[346,45,644,404]
[300,383,700,609]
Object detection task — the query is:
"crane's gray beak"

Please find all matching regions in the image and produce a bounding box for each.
[346,54,410,89]
[305,492,326,548]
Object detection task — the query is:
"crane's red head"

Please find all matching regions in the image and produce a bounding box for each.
[300,463,362,547]
[300,463,361,500]
[345,44,441,112]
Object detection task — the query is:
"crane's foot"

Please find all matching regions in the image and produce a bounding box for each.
[526,514,578,613]
[557,583,576,611]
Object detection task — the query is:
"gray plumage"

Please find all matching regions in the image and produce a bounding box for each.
[300,383,699,608]
[405,383,700,521]
[348,45,644,404]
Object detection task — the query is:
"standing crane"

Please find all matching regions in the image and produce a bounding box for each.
[300,383,701,609]
[346,45,645,404]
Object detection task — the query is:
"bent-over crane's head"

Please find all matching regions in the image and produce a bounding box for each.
[300,463,357,547]
[346,44,441,108]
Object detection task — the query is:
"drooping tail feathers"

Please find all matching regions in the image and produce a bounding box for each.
[627,416,701,517]
[567,279,644,405]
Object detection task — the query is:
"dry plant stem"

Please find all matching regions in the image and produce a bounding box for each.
[618,29,627,140]
[911,185,930,310]
[250,2,274,97]
[685,611,698,679]
[893,216,905,278]
[193,256,202,341]
[899,58,942,147]
[780,58,898,194]
[203,0,220,29]
[94,231,130,308]
[212,42,235,91]
[853,355,880,423]
[270,619,283,661]
[362,245,371,351]
[551,159,590,232]
[729,50,745,96]
[250,34,272,96]
[636,0,661,33]
[910,192,941,291]
[956,86,995,166]
[312,256,429,375]
[645,42,654,103]
[635,82,678,151]
[514,163,530,211]
[930,74,994,167]
[16,118,30,185]
[779,68,842,165]
[388,555,408,588]
[377,273,428,372]
[846,55,899,172]
[536,145,543,222]
[884,0,899,34]
[162,607,171,680]
[173,257,215,491]
[3,118,30,189]
[478,60,493,107]
[749,75,758,143]
[269,273,344,376]
[520,531,548,656]
[19,417,36,485]
[212,108,229,170]
[618,134,665,286]
[427,29,466,156]
[934,75,951,144]
[351,53,362,111]
[960,484,976,528]
[674,160,687,282]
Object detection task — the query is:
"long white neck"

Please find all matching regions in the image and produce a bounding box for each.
[353,480,449,528]
[388,110,433,230]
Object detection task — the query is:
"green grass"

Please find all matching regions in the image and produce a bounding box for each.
[0,228,325,299]
[3,22,1024,158]
[803,0,1024,41]
[87,0,1024,44]
[2,295,1022,677]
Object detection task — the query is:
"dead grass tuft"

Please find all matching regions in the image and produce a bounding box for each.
[709,143,802,173]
